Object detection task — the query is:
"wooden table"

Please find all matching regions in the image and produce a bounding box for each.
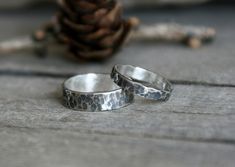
[0,5,234,167]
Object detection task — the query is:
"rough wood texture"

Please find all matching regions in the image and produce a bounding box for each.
[0,5,235,167]
[0,76,235,143]
[0,127,234,167]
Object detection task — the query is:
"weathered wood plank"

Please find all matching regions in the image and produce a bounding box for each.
[0,6,235,85]
[0,76,234,142]
[0,127,234,167]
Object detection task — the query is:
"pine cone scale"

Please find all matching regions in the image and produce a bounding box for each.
[76,48,113,59]
[61,17,94,33]
[99,24,124,48]
[74,1,97,13]
[98,2,122,27]
[79,29,112,41]
[81,9,108,24]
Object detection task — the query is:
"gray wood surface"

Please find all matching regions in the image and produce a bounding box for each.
[0,5,235,167]
[0,76,235,142]
[0,127,234,167]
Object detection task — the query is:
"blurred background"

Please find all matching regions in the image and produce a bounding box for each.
[0,0,233,9]
[0,0,233,56]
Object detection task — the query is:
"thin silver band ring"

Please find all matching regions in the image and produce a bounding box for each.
[111,65,173,101]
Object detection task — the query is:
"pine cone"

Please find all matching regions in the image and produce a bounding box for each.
[56,0,135,61]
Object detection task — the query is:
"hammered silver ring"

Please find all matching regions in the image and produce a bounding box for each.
[111,65,173,101]
[63,73,134,112]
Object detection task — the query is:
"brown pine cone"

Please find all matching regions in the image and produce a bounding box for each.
[56,0,136,61]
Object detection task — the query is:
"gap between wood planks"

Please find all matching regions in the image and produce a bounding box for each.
[0,69,234,88]
[2,124,235,146]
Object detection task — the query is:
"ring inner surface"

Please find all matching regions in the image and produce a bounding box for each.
[117,65,165,90]
[65,74,120,93]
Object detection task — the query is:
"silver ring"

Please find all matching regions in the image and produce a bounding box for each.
[63,73,134,111]
[111,65,173,101]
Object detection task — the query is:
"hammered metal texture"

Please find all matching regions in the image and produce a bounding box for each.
[111,65,173,101]
[63,86,134,112]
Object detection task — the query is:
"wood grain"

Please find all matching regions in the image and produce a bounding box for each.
[0,127,234,167]
[0,76,234,143]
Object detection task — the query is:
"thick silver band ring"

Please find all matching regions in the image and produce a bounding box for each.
[111,65,173,101]
[63,73,134,111]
